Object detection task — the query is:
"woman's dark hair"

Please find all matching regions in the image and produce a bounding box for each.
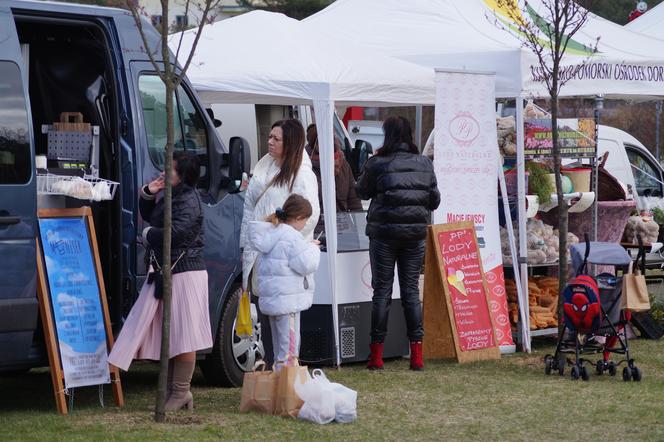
[173,151,201,187]
[306,123,317,147]
[266,194,313,226]
[377,116,419,156]
[272,119,306,191]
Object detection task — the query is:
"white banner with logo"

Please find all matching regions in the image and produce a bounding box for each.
[433,70,513,349]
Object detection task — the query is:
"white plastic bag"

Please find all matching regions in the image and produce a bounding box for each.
[294,369,357,424]
[293,369,335,424]
[329,381,357,423]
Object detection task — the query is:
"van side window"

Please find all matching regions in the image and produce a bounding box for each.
[0,63,31,185]
[138,75,209,190]
[176,87,209,188]
[626,146,663,197]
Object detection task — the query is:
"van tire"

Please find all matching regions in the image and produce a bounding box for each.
[200,284,264,387]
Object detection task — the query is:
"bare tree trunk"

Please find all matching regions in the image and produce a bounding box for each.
[155,83,174,422]
[155,0,174,423]
[552,91,569,335]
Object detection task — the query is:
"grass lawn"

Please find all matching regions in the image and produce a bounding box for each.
[1,339,663,441]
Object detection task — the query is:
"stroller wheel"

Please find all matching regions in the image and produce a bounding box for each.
[595,361,605,375]
[622,366,633,382]
[580,366,590,381]
[544,358,552,375]
[571,366,580,380]
[608,362,617,377]
[632,366,642,382]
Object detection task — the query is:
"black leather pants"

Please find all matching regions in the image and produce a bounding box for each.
[369,239,425,343]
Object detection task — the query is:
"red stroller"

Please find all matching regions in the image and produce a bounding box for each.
[544,236,643,382]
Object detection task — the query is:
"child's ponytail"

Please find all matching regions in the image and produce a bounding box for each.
[265,194,313,225]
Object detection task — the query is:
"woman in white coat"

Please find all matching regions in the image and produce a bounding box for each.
[240,120,320,349]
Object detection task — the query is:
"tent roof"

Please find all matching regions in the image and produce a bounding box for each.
[172,10,435,106]
[626,2,664,39]
[303,0,664,98]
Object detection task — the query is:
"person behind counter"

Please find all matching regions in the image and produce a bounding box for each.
[308,126,363,234]
[356,116,440,371]
[108,151,213,412]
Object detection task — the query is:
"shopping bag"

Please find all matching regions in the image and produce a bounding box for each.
[239,361,278,414]
[329,380,357,424]
[622,261,651,312]
[274,361,308,418]
[235,290,253,337]
[274,314,308,418]
[293,369,335,424]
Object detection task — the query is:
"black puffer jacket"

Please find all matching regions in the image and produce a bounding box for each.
[356,143,440,241]
[140,184,205,274]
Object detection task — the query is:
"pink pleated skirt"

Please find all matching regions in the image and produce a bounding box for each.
[108,270,213,371]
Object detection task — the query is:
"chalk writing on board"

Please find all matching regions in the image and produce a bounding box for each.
[437,227,495,352]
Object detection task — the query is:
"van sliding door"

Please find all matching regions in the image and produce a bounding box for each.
[0,7,38,367]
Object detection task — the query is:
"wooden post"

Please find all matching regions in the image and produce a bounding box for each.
[36,239,68,415]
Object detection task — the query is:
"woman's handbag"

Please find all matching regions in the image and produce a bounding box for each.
[147,250,186,300]
[239,361,278,414]
[235,290,253,337]
[622,258,651,312]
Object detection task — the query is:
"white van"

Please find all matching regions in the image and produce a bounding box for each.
[598,125,663,203]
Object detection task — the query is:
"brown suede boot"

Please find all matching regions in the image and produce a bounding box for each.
[164,359,195,411]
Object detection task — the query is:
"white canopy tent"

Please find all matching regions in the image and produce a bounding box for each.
[172,11,436,366]
[303,0,664,99]
[626,2,664,39]
[305,0,664,350]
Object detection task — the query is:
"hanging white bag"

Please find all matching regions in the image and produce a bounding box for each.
[293,369,336,424]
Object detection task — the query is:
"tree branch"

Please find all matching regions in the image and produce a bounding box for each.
[126,0,165,82]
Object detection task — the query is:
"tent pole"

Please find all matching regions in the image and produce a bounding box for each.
[312,98,341,367]
[498,158,526,352]
[516,96,531,352]
[415,105,423,148]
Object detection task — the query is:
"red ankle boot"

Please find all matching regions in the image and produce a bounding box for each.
[410,341,424,371]
[367,342,384,370]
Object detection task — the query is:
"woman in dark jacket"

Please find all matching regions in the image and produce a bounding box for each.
[108,151,212,412]
[356,116,440,371]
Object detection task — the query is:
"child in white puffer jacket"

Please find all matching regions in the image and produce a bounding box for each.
[249,194,321,366]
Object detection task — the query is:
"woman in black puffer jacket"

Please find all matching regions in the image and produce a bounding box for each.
[356,116,440,371]
[108,151,212,412]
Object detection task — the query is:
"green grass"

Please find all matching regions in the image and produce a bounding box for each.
[2,339,664,441]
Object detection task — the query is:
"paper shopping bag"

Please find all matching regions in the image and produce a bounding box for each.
[274,361,308,418]
[274,314,307,418]
[239,361,278,414]
[622,262,651,312]
[235,290,253,337]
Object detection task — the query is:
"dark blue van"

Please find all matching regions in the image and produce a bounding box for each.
[0,0,259,387]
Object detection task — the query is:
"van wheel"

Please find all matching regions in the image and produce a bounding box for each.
[200,285,264,387]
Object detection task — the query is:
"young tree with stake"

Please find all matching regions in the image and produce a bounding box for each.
[493,0,597,334]
[125,0,220,422]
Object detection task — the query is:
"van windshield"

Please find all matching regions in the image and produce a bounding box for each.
[0,63,31,185]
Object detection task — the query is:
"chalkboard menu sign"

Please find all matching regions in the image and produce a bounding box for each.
[423,222,500,363]
[36,208,123,414]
